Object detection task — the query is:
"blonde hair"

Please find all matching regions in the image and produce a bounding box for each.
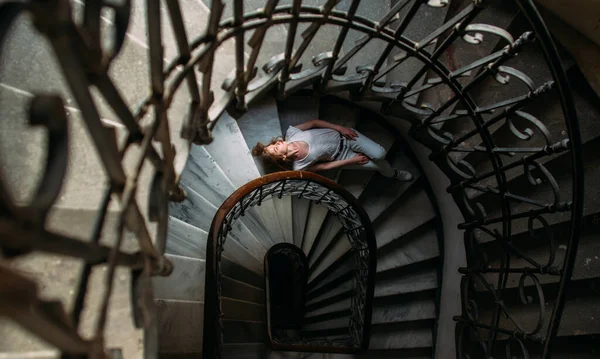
[252,137,293,170]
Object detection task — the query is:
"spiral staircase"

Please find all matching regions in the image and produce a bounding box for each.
[0,0,598,358]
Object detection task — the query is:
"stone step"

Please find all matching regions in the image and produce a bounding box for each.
[306,267,438,314]
[277,92,321,247]
[372,187,436,249]
[222,298,266,323]
[376,223,439,273]
[386,0,451,104]
[169,183,267,273]
[307,219,439,301]
[307,183,435,288]
[181,145,278,251]
[166,216,265,289]
[472,137,600,239]
[421,0,519,128]
[205,111,285,243]
[305,116,399,266]
[308,149,420,282]
[336,117,397,199]
[222,343,267,358]
[156,299,204,354]
[338,0,391,84]
[236,96,293,244]
[368,321,434,350]
[153,254,206,302]
[157,296,265,354]
[222,320,266,344]
[477,218,600,290]
[221,275,265,304]
[463,79,600,200]
[301,98,360,256]
[166,216,208,259]
[474,278,600,339]
[326,348,432,358]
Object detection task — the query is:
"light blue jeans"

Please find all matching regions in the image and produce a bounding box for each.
[337,130,395,177]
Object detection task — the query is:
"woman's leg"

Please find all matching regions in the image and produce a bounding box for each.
[344,130,395,177]
[345,130,387,160]
[341,131,412,180]
[346,158,396,177]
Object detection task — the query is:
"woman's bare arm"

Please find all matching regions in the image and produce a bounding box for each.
[306,154,369,172]
[294,119,358,139]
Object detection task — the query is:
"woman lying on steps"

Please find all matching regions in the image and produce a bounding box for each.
[252,119,413,181]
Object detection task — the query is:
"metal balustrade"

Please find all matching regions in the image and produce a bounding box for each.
[0,0,582,358]
[205,171,376,356]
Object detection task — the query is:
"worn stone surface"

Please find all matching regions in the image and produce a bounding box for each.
[156,299,204,353]
[236,96,294,244]
[206,112,285,243]
[166,216,208,259]
[153,254,206,302]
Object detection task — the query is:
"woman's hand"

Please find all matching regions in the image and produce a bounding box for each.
[350,153,369,165]
[338,127,358,140]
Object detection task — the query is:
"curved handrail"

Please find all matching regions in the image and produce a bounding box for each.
[203,171,377,357]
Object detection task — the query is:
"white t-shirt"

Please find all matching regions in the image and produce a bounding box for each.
[285,126,341,170]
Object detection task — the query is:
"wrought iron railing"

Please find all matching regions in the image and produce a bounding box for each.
[0,0,582,358]
[204,171,376,356]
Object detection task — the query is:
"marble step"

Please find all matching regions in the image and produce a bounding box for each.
[425,1,519,130]
[302,98,360,256]
[304,296,436,331]
[305,298,351,320]
[463,87,600,197]
[205,111,285,243]
[222,320,266,344]
[308,149,421,282]
[180,145,277,252]
[236,96,293,244]
[376,223,440,273]
[157,296,265,354]
[222,343,266,358]
[338,0,391,84]
[166,216,208,259]
[372,187,436,249]
[276,92,321,247]
[153,254,206,302]
[222,298,266,323]
[305,116,398,263]
[307,220,439,301]
[306,267,438,314]
[153,254,265,306]
[305,187,437,292]
[385,0,451,104]
[368,321,434,350]
[335,118,397,198]
[221,275,265,305]
[478,227,600,291]
[166,217,264,290]
[169,183,267,272]
[156,299,204,354]
[472,137,600,239]
[474,280,600,339]
[326,349,432,359]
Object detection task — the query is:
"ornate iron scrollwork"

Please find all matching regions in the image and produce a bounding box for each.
[0,0,582,358]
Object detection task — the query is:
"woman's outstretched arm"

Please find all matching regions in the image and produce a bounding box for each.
[306,153,369,172]
[294,119,358,139]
